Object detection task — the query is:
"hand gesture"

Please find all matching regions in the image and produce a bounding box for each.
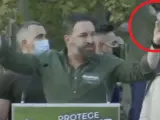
[67,36,80,56]
[153,20,160,44]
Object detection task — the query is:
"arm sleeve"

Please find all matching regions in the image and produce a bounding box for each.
[0,68,15,100]
[113,55,156,83]
[1,48,37,75]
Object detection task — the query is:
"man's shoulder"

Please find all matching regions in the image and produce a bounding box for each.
[37,49,68,69]
[38,49,59,63]
[146,75,160,94]
[89,53,124,75]
[0,66,17,100]
[39,49,58,57]
[0,66,32,101]
[99,53,124,64]
[0,66,15,81]
[0,67,27,86]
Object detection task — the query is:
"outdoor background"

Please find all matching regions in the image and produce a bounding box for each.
[1,1,160,119]
[0,0,159,60]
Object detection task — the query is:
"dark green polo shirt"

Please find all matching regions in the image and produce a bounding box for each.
[2,49,156,103]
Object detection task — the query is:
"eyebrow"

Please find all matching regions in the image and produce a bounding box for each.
[80,32,88,35]
[79,31,95,35]
[35,34,45,38]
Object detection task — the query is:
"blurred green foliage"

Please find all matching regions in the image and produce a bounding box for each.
[0,0,17,33]
[0,0,138,49]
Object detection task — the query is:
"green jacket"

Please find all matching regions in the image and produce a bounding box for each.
[2,49,156,103]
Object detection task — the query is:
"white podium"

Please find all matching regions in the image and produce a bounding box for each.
[12,103,120,120]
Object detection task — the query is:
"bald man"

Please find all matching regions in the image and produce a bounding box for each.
[0,21,47,120]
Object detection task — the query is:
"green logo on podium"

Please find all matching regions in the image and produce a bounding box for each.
[12,103,120,120]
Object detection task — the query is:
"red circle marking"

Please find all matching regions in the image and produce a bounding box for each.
[128,0,160,52]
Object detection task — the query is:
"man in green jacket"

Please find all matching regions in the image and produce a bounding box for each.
[2,13,160,103]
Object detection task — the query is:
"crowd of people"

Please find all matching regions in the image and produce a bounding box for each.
[0,12,160,120]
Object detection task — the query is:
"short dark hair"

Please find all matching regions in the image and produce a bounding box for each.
[63,13,96,34]
[16,21,43,47]
[96,24,114,34]
[20,21,42,29]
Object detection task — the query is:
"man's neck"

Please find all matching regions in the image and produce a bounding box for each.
[22,49,29,54]
[67,54,85,69]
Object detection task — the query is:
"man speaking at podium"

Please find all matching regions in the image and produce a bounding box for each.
[0,13,160,104]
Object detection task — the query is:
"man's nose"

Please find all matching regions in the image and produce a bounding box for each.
[87,35,93,43]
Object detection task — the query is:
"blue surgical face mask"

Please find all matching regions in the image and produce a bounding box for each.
[34,39,50,55]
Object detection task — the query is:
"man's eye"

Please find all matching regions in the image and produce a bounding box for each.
[91,32,96,36]
[112,41,118,46]
[35,34,45,39]
[99,42,105,47]
[79,33,88,37]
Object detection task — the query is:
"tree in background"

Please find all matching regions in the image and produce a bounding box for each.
[0,0,139,50]
[0,0,17,33]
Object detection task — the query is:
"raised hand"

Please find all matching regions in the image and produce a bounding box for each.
[153,21,160,44]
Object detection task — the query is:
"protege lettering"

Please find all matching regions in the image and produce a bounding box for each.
[58,112,100,120]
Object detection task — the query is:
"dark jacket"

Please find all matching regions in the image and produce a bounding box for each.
[1,49,156,103]
[0,65,46,120]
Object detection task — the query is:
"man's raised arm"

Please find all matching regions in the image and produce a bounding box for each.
[147,21,160,70]
[113,21,160,83]
[1,44,36,75]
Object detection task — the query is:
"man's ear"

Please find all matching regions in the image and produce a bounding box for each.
[22,40,27,46]
[64,35,70,43]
